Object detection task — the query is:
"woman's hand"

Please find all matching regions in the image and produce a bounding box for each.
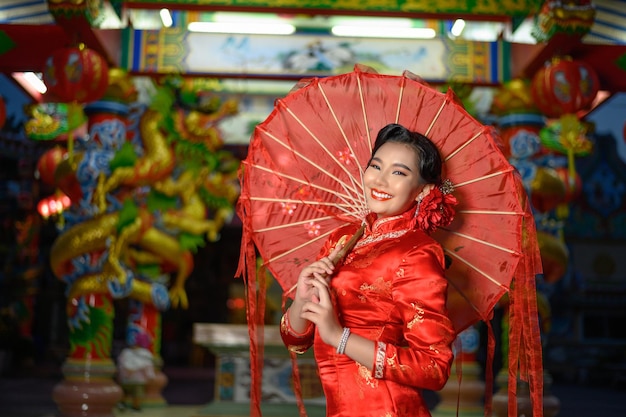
[294,244,343,305]
[287,243,343,337]
[300,277,343,349]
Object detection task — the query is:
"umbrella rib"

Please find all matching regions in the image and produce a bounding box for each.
[444,276,485,318]
[458,209,524,215]
[316,84,364,189]
[281,220,351,295]
[453,169,514,188]
[440,229,520,255]
[250,163,354,202]
[266,227,340,264]
[284,105,363,195]
[424,97,447,137]
[250,197,353,208]
[395,77,406,124]
[356,74,373,154]
[255,215,336,232]
[258,127,363,202]
[317,83,368,214]
[444,130,483,162]
[347,170,369,220]
[250,196,364,219]
[444,249,510,289]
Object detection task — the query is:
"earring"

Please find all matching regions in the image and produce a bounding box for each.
[414,197,422,218]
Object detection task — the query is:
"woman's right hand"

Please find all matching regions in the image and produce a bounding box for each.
[287,243,344,335]
[294,244,344,305]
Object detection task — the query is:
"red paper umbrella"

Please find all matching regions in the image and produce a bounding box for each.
[43,46,109,104]
[237,65,543,417]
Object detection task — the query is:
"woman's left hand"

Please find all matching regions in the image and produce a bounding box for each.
[299,278,343,349]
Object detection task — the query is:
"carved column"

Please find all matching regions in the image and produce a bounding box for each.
[126,300,168,407]
[52,294,123,417]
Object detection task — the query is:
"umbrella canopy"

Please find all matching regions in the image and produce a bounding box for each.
[237,64,543,417]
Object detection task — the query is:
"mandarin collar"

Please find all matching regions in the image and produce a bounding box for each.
[364,202,419,235]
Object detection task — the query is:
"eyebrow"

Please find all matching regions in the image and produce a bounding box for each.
[371,156,414,172]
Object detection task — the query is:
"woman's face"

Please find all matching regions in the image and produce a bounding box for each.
[363,142,425,218]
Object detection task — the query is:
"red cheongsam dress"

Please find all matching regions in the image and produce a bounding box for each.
[281,209,456,417]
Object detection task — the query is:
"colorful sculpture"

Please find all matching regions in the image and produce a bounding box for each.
[532,0,596,42]
[38,70,240,415]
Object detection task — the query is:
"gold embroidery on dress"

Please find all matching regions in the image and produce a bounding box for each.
[407,302,425,329]
[357,363,378,388]
[386,352,412,376]
[287,344,309,354]
[354,229,408,249]
[421,359,441,379]
[281,312,310,338]
[359,276,392,303]
[349,243,387,269]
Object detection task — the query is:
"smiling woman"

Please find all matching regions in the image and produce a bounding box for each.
[281,123,458,417]
[363,124,443,219]
[237,65,545,417]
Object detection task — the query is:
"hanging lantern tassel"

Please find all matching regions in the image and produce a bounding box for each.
[558,113,592,192]
[67,103,76,163]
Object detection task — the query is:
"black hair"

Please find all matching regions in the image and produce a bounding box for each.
[370,123,442,185]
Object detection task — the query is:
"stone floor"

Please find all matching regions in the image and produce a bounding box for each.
[0,366,624,417]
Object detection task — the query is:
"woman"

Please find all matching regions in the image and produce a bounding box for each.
[280,123,458,417]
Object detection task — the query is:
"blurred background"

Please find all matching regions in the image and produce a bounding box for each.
[0,0,625,416]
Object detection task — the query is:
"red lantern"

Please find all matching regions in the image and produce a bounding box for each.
[531,56,599,119]
[36,146,67,186]
[43,46,109,104]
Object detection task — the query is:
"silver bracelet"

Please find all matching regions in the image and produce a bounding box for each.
[336,327,351,355]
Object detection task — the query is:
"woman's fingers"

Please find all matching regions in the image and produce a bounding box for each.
[302,262,332,279]
[328,244,344,263]
[309,279,332,306]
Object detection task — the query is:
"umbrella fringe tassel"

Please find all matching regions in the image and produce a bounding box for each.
[236,164,266,417]
[506,203,544,417]
[484,319,496,417]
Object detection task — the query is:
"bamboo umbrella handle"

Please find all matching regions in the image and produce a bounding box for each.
[330,224,366,266]
[286,224,366,296]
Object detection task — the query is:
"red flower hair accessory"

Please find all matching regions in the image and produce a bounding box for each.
[416,179,458,233]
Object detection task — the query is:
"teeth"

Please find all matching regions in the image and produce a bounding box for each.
[372,190,392,199]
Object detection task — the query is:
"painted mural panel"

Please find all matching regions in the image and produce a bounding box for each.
[122,29,509,85]
[125,0,542,17]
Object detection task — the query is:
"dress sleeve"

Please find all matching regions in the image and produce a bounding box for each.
[279,311,315,354]
[372,240,455,391]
